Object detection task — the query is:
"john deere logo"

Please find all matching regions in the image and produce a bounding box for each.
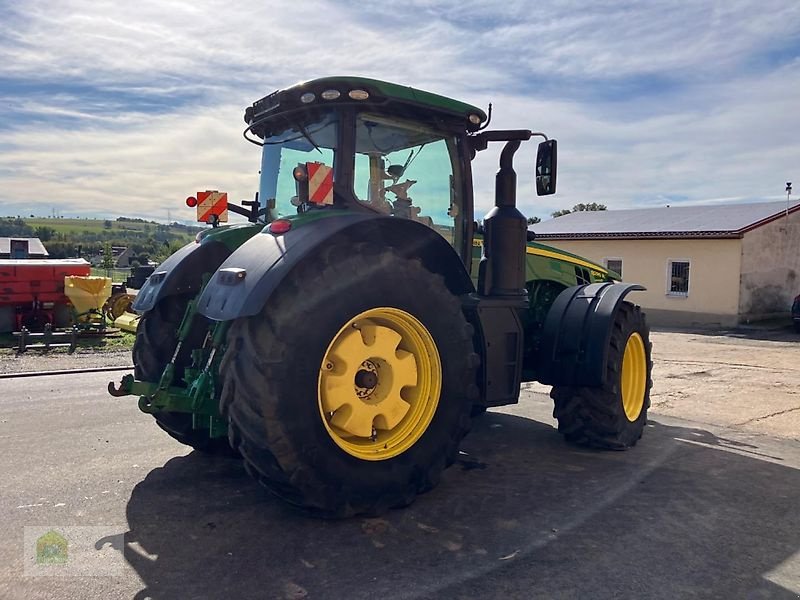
[36,530,68,565]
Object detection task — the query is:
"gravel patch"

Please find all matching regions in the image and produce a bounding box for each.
[0,348,133,375]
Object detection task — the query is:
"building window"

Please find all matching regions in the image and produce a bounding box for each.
[667,260,690,296]
[604,258,623,279]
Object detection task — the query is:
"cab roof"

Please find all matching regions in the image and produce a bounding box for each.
[245,76,488,135]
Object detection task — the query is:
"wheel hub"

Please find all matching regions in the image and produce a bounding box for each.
[354,362,379,397]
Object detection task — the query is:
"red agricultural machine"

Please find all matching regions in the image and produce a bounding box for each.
[0,255,132,337]
[0,259,92,333]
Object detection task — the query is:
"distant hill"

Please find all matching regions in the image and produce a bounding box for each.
[0,216,205,262]
[16,216,203,235]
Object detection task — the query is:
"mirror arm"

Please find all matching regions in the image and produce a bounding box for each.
[227,203,253,219]
[230,200,266,223]
[470,129,534,154]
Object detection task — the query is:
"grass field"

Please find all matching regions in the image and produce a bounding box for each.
[90,267,131,283]
[22,217,197,237]
[0,330,135,352]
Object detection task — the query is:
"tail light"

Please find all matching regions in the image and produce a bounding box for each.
[269,219,292,234]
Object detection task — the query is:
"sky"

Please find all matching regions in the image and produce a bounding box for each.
[1,0,799,223]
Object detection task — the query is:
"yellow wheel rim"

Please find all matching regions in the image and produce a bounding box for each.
[107,294,132,320]
[317,307,441,461]
[621,332,647,422]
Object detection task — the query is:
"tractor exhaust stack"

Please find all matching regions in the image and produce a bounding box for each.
[478,134,530,298]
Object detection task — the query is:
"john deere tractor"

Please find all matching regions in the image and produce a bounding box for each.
[110,77,652,516]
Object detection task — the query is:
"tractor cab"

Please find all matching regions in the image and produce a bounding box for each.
[243,77,555,267]
[244,77,490,261]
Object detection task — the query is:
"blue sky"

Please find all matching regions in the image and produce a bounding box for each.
[0,0,798,222]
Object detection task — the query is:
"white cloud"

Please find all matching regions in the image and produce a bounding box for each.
[0,104,258,220]
[0,0,798,222]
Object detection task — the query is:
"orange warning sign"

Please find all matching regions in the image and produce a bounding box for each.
[196,191,228,223]
[307,163,333,205]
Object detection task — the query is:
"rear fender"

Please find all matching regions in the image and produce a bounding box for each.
[536,282,645,387]
[197,214,474,321]
[132,240,232,313]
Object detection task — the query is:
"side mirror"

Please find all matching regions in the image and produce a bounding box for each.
[536,139,557,196]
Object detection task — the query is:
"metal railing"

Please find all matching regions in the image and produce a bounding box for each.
[16,324,79,354]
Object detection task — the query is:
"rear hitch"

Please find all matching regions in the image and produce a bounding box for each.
[108,374,158,398]
[108,374,135,397]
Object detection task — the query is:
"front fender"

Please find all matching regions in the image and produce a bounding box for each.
[536,282,645,387]
[132,240,232,313]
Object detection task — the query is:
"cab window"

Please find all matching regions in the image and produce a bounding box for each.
[259,112,337,219]
[353,114,461,245]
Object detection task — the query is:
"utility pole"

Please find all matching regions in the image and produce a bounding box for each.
[787,182,793,225]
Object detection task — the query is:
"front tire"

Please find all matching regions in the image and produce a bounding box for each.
[219,246,479,517]
[551,301,652,449]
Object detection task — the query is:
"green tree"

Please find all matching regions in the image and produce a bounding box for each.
[45,241,77,258]
[526,216,541,225]
[0,218,33,237]
[551,202,607,218]
[574,202,607,212]
[34,226,55,242]
[101,242,115,274]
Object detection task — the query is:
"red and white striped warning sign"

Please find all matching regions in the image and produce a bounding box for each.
[307,163,333,205]
[197,191,228,223]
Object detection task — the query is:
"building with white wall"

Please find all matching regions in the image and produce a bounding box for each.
[531,201,800,327]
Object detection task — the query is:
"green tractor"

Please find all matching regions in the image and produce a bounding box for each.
[110,77,652,516]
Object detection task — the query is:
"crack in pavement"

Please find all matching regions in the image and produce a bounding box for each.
[734,406,800,426]
[658,359,800,373]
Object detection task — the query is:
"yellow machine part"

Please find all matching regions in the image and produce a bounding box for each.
[113,311,141,333]
[104,292,135,321]
[64,276,112,318]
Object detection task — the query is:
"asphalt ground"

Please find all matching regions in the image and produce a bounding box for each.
[1,370,799,599]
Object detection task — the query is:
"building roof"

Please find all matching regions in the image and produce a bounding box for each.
[0,258,88,266]
[0,237,49,256]
[531,200,800,240]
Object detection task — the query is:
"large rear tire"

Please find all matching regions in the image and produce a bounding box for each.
[133,295,234,455]
[219,246,479,517]
[551,301,652,449]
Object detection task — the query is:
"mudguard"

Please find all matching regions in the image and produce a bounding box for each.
[132,240,232,313]
[197,213,474,322]
[536,282,645,387]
